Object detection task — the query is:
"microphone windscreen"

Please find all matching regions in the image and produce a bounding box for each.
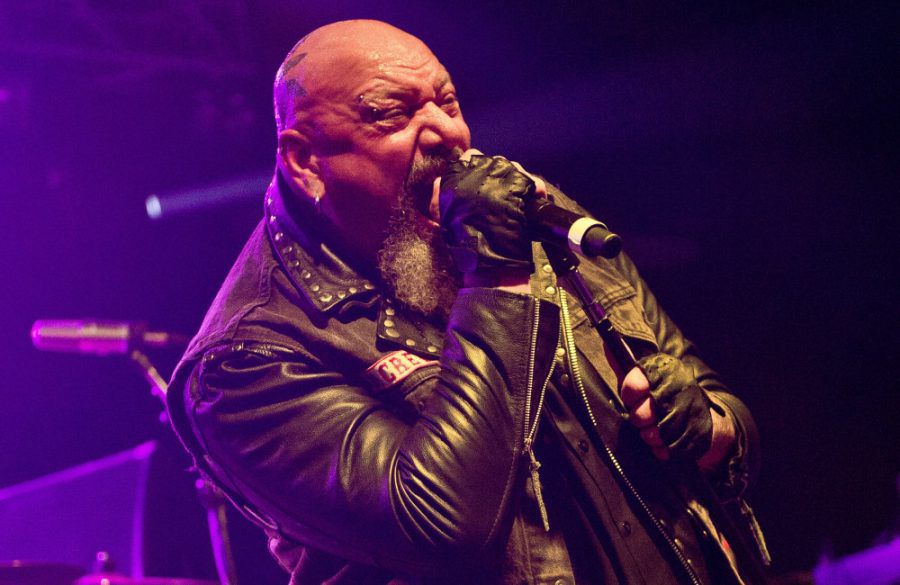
[31,320,132,355]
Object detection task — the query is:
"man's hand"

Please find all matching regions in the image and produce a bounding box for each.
[620,354,736,471]
[436,149,545,291]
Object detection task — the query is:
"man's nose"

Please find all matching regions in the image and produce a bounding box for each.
[417,102,470,152]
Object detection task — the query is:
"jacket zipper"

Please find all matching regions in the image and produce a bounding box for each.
[522,300,557,532]
[559,289,703,585]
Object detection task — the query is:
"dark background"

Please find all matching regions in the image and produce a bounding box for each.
[1,1,897,581]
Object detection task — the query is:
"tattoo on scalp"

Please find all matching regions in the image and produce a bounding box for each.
[282,51,308,76]
[276,50,308,99]
[275,37,310,127]
[286,79,307,99]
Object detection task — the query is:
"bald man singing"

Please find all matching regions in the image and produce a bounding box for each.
[167,20,768,585]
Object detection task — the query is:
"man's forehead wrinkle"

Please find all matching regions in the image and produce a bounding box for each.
[313,52,442,107]
[356,57,451,101]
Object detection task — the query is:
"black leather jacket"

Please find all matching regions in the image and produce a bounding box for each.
[167,177,768,584]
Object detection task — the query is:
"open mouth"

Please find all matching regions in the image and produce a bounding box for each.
[403,155,454,224]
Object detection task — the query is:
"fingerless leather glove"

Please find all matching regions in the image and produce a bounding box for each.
[439,155,535,274]
[638,353,714,460]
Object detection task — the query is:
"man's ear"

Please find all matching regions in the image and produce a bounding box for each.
[277,128,323,202]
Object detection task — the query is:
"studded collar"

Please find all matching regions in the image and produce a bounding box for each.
[264,176,378,315]
[263,176,446,358]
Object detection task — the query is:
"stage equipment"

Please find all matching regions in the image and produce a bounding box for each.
[0,561,85,585]
[31,321,189,355]
[76,575,216,584]
[525,197,622,258]
[30,320,240,585]
[0,443,157,578]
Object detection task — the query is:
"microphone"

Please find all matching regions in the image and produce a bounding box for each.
[524,198,623,258]
[31,320,189,355]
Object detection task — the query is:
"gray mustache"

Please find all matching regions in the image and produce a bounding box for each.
[403,147,464,215]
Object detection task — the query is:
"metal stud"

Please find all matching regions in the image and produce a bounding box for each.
[319,293,333,303]
[383,319,394,328]
[385,307,395,316]
[273,232,284,242]
[301,270,311,279]
[404,339,416,347]
[310,284,320,292]
[545,285,557,296]
[426,345,438,353]
[385,328,400,338]
[348,287,358,294]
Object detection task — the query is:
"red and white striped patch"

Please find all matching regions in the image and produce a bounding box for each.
[364,350,438,392]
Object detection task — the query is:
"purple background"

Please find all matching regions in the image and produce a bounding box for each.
[1,1,896,581]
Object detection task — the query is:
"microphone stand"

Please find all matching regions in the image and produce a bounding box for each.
[128,349,169,417]
[125,343,242,585]
[541,243,769,585]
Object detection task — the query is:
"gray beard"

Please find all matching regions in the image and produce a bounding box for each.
[377,209,460,321]
[377,152,462,321]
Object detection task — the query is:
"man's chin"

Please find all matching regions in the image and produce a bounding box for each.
[377,210,459,320]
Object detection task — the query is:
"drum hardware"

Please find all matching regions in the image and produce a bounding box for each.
[0,561,85,585]
[31,320,239,585]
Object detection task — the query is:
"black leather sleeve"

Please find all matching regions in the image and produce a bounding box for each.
[176,288,560,574]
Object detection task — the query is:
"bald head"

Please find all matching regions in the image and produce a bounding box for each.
[271,19,470,270]
[273,20,437,132]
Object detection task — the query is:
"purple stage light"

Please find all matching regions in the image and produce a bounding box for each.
[146,172,271,220]
[813,537,900,585]
[0,442,158,577]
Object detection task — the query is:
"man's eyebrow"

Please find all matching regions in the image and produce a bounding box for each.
[356,91,405,104]
[355,74,455,105]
